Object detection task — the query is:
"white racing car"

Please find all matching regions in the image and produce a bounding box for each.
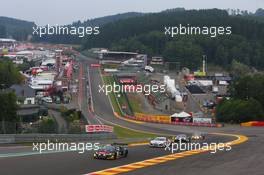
[149,137,170,148]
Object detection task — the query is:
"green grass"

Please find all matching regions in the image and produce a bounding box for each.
[102,75,122,115]
[113,125,159,139]
[127,94,142,113]
[101,74,160,139]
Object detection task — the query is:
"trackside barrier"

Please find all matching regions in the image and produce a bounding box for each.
[119,112,223,128]
[171,122,223,127]
[134,113,171,123]
[90,64,101,68]
[241,121,264,127]
[85,125,113,133]
[0,133,117,144]
[111,90,223,128]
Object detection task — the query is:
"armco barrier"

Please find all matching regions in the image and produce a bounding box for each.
[241,121,264,127]
[252,122,264,126]
[125,113,223,127]
[113,100,222,128]
[134,113,171,123]
[0,133,117,144]
[171,122,223,127]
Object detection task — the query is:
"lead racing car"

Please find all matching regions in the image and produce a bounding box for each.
[93,144,128,160]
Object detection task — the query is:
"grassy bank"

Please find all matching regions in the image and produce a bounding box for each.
[101,74,161,138]
[113,125,159,139]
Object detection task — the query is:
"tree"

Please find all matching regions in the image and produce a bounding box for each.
[0,60,22,89]
[0,25,6,38]
[216,98,264,123]
[217,74,264,123]
[230,60,252,77]
[0,92,18,133]
[163,39,203,69]
[38,117,57,133]
[231,74,264,108]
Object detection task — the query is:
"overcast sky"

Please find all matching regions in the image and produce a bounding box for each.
[0,0,263,25]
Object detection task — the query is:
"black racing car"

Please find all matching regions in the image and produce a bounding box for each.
[93,144,128,160]
[172,134,191,143]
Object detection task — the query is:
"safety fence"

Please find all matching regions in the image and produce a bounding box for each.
[0,133,117,144]
[241,121,264,127]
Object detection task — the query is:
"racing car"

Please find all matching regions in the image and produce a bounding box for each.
[172,134,191,143]
[191,132,205,140]
[93,144,128,160]
[149,137,170,148]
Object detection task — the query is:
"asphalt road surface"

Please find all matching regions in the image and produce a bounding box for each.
[0,134,232,175]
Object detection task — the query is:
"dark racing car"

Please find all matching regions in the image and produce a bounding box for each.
[93,144,128,160]
[172,134,191,143]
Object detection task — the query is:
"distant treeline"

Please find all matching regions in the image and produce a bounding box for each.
[0,16,35,40]
[82,9,264,69]
[216,73,264,123]
[1,9,264,70]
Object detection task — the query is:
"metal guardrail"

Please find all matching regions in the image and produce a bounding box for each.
[0,133,117,144]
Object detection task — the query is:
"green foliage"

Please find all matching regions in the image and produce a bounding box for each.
[38,116,57,133]
[217,74,264,123]
[32,12,143,44]
[163,38,203,69]
[216,99,264,123]
[68,120,83,134]
[61,108,81,122]
[0,92,18,122]
[17,59,35,72]
[0,16,35,41]
[0,60,23,89]
[82,9,264,69]
[110,32,264,70]
[230,60,252,77]
[231,74,264,107]
[0,25,7,38]
[0,92,18,133]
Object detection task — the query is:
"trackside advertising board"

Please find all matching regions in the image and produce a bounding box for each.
[85,125,114,133]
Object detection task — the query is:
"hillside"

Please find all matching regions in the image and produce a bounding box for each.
[255,8,264,16]
[32,12,143,43]
[81,9,264,70]
[76,12,143,27]
[0,16,35,40]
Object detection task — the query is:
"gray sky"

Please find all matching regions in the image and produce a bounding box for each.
[0,0,263,25]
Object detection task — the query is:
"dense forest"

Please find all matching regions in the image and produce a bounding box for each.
[81,9,264,70]
[1,9,264,70]
[0,60,22,89]
[0,60,22,133]
[216,74,264,123]
[32,12,143,43]
[0,16,35,40]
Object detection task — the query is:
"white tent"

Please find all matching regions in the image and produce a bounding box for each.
[171,111,191,118]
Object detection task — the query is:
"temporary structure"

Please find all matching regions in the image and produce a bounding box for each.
[171,111,191,118]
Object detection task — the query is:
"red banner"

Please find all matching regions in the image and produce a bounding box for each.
[90,64,101,68]
[85,125,113,133]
